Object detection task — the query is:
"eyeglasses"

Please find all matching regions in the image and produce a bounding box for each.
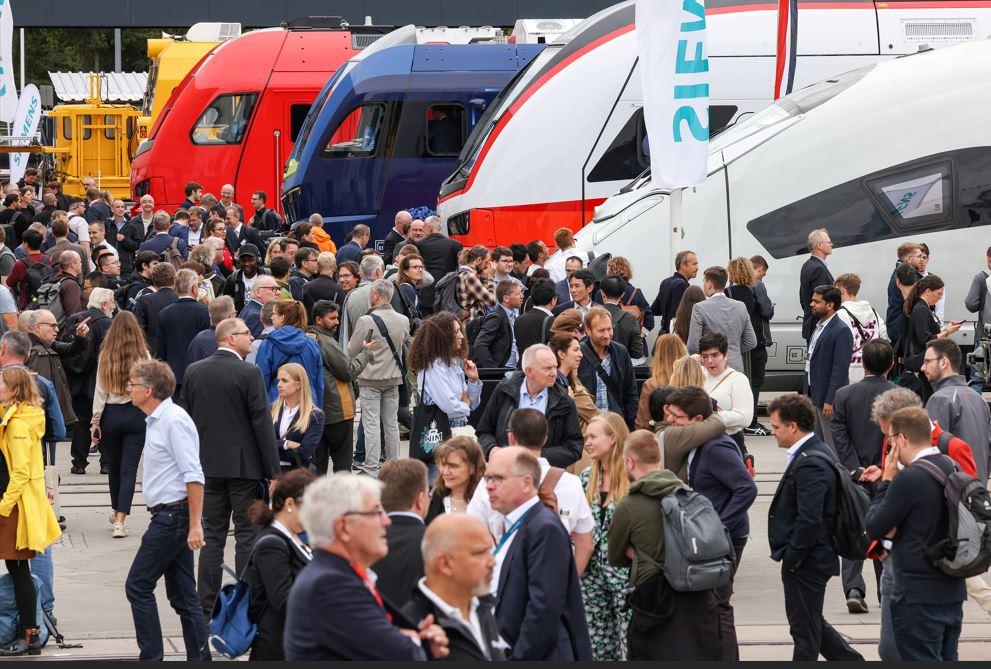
[36,322,58,329]
[699,353,723,361]
[230,330,252,337]
[483,474,526,486]
[886,432,903,441]
[257,286,281,292]
[125,381,147,390]
[408,264,424,270]
[922,356,942,366]
[343,507,387,519]
[666,409,689,421]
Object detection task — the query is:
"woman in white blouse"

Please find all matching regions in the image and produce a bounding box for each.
[697,332,755,474]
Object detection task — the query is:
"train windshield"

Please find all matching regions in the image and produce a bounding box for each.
[448,49,549,181]
[288,63,357,164]
[709,64,875,155]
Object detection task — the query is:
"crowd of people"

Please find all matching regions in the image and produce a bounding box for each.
[0,173,987,661]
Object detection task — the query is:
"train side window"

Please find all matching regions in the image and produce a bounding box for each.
[62,118,71,140]
[81,115,92,140]
[425,105,466,156]
[190,93,259,145]
[323,104,385,158]
[104,115,116,140]
[865,160,954,231]
[289,104,311,143]
[587,108,648,183]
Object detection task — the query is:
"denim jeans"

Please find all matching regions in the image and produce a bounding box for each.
[125,505,211,661]
[29,546,54,616]
[878,556,900,661]
[891,598,963,661]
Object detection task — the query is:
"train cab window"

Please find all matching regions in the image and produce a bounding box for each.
[425,105,466,156]
[81,115,92,140]
[865,161,954,230]
[587,108,648,183]
[323,104,385,158]
[290,104,311,143]
[104,116,116,140]
[190,93,259,145]
[62,118,71,140]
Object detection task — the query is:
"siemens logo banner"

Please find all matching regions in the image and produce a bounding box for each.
[9,85,40,184]
[0,0,16,124]
[636,0,709,188]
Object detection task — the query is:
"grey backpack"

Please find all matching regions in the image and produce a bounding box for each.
[639,485,734,592]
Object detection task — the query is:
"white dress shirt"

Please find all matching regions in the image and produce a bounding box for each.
[786,432,817,465]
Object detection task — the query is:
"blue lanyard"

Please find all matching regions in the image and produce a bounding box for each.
[492,516,526,555]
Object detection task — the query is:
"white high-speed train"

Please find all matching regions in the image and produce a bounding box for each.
[438,0,991,249]
[562,39,991,389]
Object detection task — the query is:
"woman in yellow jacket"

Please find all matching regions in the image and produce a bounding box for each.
[0,367,61,656]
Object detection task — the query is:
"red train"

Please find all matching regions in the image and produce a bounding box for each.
[130,17,389,215]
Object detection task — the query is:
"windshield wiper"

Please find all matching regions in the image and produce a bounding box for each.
[619,166,651,194]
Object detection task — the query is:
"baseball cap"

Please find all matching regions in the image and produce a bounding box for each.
[238,243,260,259]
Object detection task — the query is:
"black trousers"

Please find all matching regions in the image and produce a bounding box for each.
[315,420,353,475]
[749,346,768,423]
[6,559,35,632]
[101,402,146,515]
[70,392,105,470]
[197,477,261,616]
[713,536,748,660]
[781,566,863,661]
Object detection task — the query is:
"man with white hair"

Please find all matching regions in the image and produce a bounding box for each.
[401,514,506,660]
[348,279,411,476]
[340,253,384,344]
[799,227,835,342]
[414,216,461,315]
[284,473,449,660]
[474,344,583,467]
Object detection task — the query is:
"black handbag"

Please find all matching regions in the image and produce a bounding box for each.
[408,375,452,464]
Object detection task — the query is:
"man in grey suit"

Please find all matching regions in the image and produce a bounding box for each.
[687,266,757,373]
[830,339,897,615]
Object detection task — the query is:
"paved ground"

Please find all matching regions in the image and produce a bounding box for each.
[27,427,991,660]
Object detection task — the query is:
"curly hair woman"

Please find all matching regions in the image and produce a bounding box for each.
[92,311,151,538]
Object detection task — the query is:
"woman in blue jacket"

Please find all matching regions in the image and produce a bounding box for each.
[271,363,325,471]
[256,300,324,403]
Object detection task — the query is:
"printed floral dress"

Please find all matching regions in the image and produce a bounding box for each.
[580,466,631,661]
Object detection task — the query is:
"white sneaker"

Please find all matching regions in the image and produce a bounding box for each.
[112,522,127,538]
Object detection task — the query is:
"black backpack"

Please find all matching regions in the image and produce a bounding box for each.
[792,450,872,561]
[432,268,471,318]
[23,257,53,304]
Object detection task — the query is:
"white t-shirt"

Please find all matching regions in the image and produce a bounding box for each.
[68,215,90,243]
[467,456,594,539]
[242,272,258,296]
[703,368,754,435]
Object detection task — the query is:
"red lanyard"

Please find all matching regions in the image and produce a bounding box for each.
[351,563,392,622]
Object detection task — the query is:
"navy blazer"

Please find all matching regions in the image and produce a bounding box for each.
[767,437,841,577]
[157,297,211,384]
[284,550,426,661]
[803,314,853,409]
[225,224,263,256]
[495,502,593,661]
[470,306,514,368]
[138,232,188,259]
[273,404,324,470]
[688,435,758,539]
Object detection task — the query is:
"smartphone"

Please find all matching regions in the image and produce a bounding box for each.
[367,328,375,341]
[951,320,965,326]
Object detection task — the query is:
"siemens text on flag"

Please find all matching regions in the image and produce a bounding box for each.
[636,0,709,188]
[9,85,41,184]
[0,0,17,124]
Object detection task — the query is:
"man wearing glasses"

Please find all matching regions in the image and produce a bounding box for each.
[239,273,281,338]
[799,228,835,342]
[179,318,280,618]
[284,473,450,660]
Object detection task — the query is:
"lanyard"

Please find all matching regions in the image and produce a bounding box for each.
[493,516,525,555]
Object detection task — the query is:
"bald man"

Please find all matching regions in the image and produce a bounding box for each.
[383,210,412,265]
[401,515,506,660]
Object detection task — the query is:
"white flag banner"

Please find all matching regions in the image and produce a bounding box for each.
[0,0,16,124]
[636,0,709,188]
[9,84,39,184]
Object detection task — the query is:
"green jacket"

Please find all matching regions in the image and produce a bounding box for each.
[607,468,684,587]
[307,325,371,424]
[656,414,726,482]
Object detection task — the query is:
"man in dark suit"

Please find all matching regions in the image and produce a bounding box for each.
[651,249,698,333]
[577,307,638,429]
[486,447,592,660]
[554,256,585,305]
[223,205,263,256]
[139,212,188,260]
[84,187,112,223]
[865,405,967,661]
[830,339,896,613]
[799,228,835,342]
[285,474,449,660]
[382,211,411,265]
[415,218,462,314]
[179,318,281,617]
[471,281,522,369]
[403,514,507,661]
[766,394,863,661]
[804,285,854,452]
[600,275,645,363]
[372,459,428,607]
[515,278,557,360]
[553,269,600,316]
[885,242,924,346]
[157,268,211,399]
[133,262,180,354]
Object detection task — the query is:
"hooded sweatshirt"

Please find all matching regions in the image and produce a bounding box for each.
[607,468,684,586]
[255,325,325,403]
[837,299,887,383]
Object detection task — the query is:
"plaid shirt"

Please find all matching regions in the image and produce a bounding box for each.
[594,351,611,410]
[456,266,496,321]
